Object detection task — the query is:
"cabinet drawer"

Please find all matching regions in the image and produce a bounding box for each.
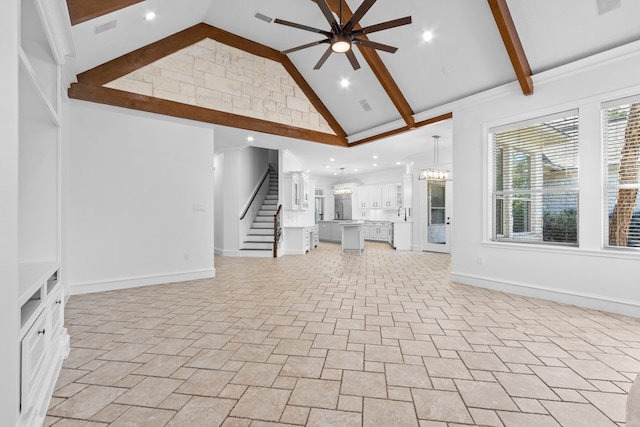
[21,310,49,407]
[49,286,64,334]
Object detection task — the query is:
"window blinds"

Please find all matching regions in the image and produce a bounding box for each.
[602,97,640,249]
[490,111,579,244]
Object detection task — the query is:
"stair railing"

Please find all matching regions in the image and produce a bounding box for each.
[273,204,282,257]
[240,165,272,220]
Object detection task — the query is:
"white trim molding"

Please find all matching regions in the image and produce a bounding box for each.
[451,272,640,318]
[69,269,216,295]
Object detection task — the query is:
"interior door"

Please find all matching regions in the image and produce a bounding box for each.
[422,179,451,253]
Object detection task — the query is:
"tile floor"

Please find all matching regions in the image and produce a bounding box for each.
[46,241,640,426]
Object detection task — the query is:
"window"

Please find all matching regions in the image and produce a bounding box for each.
[490,111,579,244]
[603,97,640,249]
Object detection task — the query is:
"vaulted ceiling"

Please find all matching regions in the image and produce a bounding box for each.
[65,0,640,168]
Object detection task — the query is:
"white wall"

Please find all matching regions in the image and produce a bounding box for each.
[450,42,640,316]
[67,101,215,293]
[0,0,20,422]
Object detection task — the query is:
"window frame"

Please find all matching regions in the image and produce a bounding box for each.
[489,110,580,246]
[601,94,640,251]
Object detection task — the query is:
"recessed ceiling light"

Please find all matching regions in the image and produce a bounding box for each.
[373,155,378,159]
[306,169,310,173]
[354,169,358,172]
[247,136,254,142]
[373,163,377,167]
[330,158,335,162]
[325,165,330,168]
[333,172,338,175]
[396,161,401,165]
[145,11,156,21]
[340,78,350,88]
[422,30,433,42]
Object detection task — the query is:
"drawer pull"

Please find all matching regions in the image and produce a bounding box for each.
[37,329,46,335]
[56,300,62,305]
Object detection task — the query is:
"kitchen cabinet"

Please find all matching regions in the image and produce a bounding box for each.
[369,187,382,208]
[300,173,310,210]
[284,172,310,211]
[318,221,342,243]
[366,222,392,243]
[402,175,413,208]
[358,187,370,208]
[382,185,398,208]
[283,225,317,255]
[393,222,412,250]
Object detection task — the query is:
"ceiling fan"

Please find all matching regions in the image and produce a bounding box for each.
[274,0,411,70]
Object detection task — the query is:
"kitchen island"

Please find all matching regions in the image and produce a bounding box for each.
[340,221,365,254]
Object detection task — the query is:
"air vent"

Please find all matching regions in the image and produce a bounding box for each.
[254,12,273,23]
[95,20,117,34]
[359,99,372,112]
[596,0,621,15]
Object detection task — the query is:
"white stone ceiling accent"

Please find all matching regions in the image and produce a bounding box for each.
[104,38,335,135]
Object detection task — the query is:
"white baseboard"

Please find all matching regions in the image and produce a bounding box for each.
[451,272,640,318]
[69,269,216,295]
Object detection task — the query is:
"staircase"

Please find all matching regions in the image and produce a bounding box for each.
[239,172,279,257]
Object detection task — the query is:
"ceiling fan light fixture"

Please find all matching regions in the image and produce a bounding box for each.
[331,35,352,53]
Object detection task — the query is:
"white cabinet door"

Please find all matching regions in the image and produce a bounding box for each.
[369,187,382,208]
[358,187,370,208]
[379,226,389,240]
[21,311,49,409]
[300,173,309,210]
[382,185,397,208]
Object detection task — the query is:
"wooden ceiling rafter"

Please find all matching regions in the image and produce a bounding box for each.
[66,0,144,26]
[349,112,452,147]
[487,0,534,95]
[321,0,416,129]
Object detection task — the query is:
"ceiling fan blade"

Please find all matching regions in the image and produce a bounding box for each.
[353,38,398,54]
[345,49,361,70]
[282,39,329,55]
[315,0,340,33]
[274,18,332,37]
[314,46,334,70]
[344,0,376,32]
[353,16,412,36]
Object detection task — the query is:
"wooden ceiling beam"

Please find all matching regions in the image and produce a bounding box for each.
[349,112,452,147]
[66,0,144,26]
[487,0,534,95]
[321,0,416,128]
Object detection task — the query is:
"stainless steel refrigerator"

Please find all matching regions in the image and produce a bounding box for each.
[334,195,352,220]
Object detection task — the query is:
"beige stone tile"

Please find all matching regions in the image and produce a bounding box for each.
[132,354,189,377]
[325,350,364,370]
[455,379,518,411]
[289,378,340,408]
[98,343,152,362]
[521,341,572,359]
[423,356,473,380]
[364,344,403,363]
[497,411,561,427]
[53,382,89,398]
[412,389,473,424]
[229,387,290,421]
[50,420,107,427]
[529,365,596,390]
[341,370,387,398]
[49,385,127,419]
[76,361,141,386]
[363,398,418,427]
[469,408,503,427]
[579,391,627,422]
[158,393,191,411]
[273,338,312,356]
[542,401,618,427]
[280,356,324,378]
[338,394,363,412]
[191,333,233,349]
[306,408,362,427]
[431,335,473,351]
[563,359,629,381]
[513,397,549,413]
[231,362,281,386]
[90,403,129,423]
[312,334,348,350]
[385,363,432,389]
[399,339,439,357]
[491,345,542,365]
[494,372,559,400]
[280,405,310,425]
[165,396,235,426]
[185,349,234,370]
[459,351,510,372]
[348,330,382,345]
[115,376,182,407]
[219,384,247,399]
[176,369,235,396]
[230,344,275,362]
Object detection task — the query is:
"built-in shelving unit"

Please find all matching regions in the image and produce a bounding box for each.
[16,0,73,425]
